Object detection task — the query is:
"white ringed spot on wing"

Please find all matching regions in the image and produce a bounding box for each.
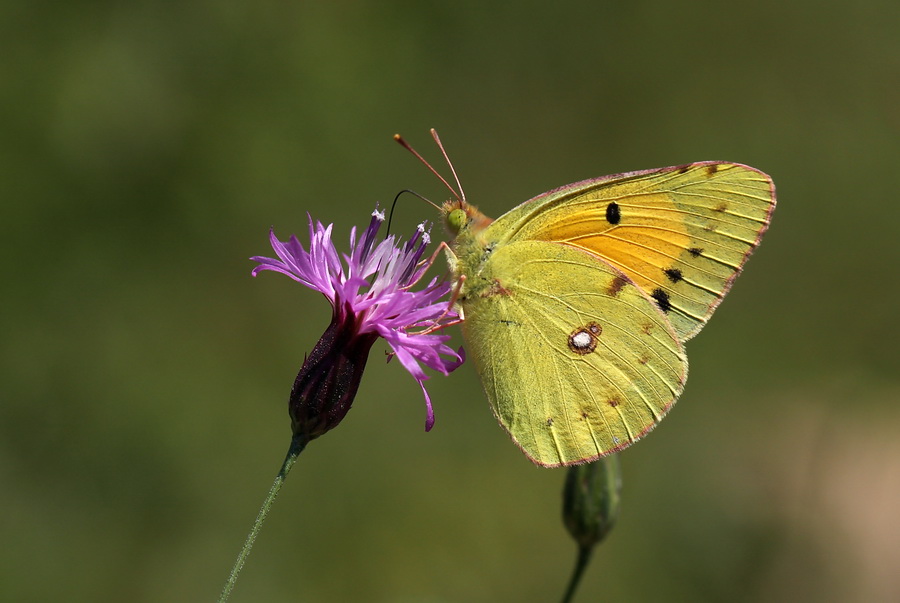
[568,322,602,355]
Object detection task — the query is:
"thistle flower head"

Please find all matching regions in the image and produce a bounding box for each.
[251,207,463,438]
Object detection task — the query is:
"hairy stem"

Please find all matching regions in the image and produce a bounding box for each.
[217,434,307,603]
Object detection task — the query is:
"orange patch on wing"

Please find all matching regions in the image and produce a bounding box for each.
[528,193,691,296]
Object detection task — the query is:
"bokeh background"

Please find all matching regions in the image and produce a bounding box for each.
[3,2,899,601]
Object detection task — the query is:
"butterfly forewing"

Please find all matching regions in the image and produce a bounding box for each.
[459,240,687,467]
[490,163,775,341]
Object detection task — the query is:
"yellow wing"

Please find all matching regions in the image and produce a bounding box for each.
[459,239,687,467]
[484,163,776,341]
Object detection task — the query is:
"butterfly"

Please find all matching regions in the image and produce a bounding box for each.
[397,130,776,467]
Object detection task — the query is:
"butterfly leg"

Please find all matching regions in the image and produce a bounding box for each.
[416,273,466,335]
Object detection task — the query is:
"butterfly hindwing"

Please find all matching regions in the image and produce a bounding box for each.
[459,239,687,467]
[488,163,775,340]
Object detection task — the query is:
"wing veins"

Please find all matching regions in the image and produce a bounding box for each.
[517,281,684,390]
[508,293,623,457]
[569,232,738,287]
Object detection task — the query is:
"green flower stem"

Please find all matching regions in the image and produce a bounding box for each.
[217,434,308,603]
[560,545,593,603]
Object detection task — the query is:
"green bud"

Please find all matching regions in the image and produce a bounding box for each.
[562,455,622,550]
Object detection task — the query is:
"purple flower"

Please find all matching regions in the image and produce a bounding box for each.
[251,208,463,439]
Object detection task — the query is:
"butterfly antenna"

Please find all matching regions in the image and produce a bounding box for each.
[386,189,441,236]
[430,128,466,203]
[394,132,462,202]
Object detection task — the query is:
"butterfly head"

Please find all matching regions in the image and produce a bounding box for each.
[395,130,494,238]
[441,199,493,237]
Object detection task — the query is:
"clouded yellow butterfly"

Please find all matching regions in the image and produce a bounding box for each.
[398,131,775,467]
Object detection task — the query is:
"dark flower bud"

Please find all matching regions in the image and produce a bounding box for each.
[288,303,378,441]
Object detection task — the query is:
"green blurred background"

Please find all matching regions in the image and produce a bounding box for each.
[3,1,899,601]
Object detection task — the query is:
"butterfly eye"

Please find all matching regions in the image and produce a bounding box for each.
[447,208,468,234]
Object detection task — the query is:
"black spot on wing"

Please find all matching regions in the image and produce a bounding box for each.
[651,288,672,313]
[664,268,683,283]
[688,247,704,257]
[605,202,621,225]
